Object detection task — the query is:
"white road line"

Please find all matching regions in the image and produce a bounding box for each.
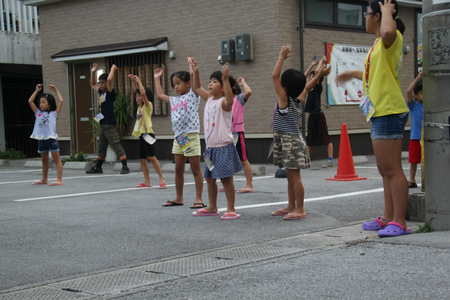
[0,169,42,173]
[12,176,273,202]
[222,188,385,211]
[0,173,141,185]
[12,175,387,208]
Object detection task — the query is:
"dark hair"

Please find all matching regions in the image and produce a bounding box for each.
[232,82,241,95]
[136,87,154,103]
[413,78,423,95]
[98,73,108,82]
[308,70,324,85]
[170,71,190,88]
[369,0,405,35]
[210,70,237,91]
[41,94,57,111]
[281,68,306,99]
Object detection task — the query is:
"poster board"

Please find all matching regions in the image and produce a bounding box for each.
[326,43,371,105]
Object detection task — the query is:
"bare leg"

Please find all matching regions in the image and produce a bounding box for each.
[148,156,165,186]
[139,159,152,186]
[373,139,409,228]
[49,151,64,186]
[286,169,306,217]
[327,142,333,159]
[221,176,236,213]
[205,177,218,212]
[409,163,417,183]
[34,152,49,185]
[273,171,297,215]
[163,154,185,205]
[189,156,204,205]
[238,159,254,192]
[308,145,314,156]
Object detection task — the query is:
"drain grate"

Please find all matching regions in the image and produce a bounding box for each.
[0,286,90,300]
[50,269,178,295]
[0,224,377,300]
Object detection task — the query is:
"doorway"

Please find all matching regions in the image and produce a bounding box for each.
[70,63,95,154]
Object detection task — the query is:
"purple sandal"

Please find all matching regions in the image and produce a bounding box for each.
[362,217,386,231]
[378,222,412,238]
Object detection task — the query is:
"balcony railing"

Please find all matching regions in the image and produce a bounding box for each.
[1,0,38,33]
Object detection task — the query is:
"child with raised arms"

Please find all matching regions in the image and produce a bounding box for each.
[154,63,204,208]
[335,0,410,237]
[188,58,243,220]
[28,84,64,186]
[128,74,166,189]
[218,77,254,193]
[406,72,423,189]
[271,44,331,220]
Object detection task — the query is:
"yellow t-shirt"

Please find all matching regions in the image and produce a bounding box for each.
[363,30,408,118]
[132,103,154,136]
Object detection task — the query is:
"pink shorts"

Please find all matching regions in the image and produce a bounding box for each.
[408,139,421,164]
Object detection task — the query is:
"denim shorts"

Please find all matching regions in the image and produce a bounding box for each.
[370,112,409,140]
[37,139,59,153]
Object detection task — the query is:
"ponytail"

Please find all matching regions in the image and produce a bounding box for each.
[394,16,405,35]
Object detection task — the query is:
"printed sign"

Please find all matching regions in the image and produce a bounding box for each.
[326,43,371,105]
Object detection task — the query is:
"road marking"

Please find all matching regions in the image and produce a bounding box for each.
[12,176,387,207]
[0,173,141,185]
[12,177,272,202]
[0,169,42,174]
[223,188,385,211]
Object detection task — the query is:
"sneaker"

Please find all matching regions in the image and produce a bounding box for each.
[86,166,103,174]
[120,166,130,174]
[322,160,335,168]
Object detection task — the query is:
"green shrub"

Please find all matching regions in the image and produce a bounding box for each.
[62,151,87,163]
[0,149,27,159]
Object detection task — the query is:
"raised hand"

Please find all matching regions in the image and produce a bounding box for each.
[187,57,198,73]
[379,0,396,16]
[154,68,163,79]
[48,84,58,92]
[222,64,230,81]
[91,63,98,73]
[279,44,292,60]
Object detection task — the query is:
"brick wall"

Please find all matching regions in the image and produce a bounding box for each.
[36,0,418,158]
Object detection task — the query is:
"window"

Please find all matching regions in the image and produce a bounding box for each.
[306,0,368,30]
[106,52,168,116]
[306,0,334,24]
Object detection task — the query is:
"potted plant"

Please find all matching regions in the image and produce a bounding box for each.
[114,90,132,137]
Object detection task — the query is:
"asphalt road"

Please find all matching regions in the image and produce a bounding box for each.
[0,157,420,293]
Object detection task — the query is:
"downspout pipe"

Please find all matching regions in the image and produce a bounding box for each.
[299,0,306,137]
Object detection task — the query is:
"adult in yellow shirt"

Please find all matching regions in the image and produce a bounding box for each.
[336,0,411,237]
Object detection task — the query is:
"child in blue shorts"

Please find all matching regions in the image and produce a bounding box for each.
[28,84,64,186]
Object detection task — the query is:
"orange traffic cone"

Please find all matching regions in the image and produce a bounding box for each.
[327,123,366,181]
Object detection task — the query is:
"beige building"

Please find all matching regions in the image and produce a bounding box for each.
[23,0,422,162]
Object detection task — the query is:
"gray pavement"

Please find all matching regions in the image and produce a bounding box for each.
[0,156,448,299]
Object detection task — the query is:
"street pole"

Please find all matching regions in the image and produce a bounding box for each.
[422,1,450,230]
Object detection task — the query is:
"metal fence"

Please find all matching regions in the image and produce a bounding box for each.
[1,0,39,33]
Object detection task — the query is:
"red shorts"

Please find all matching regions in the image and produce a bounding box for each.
[408,139,421,164]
